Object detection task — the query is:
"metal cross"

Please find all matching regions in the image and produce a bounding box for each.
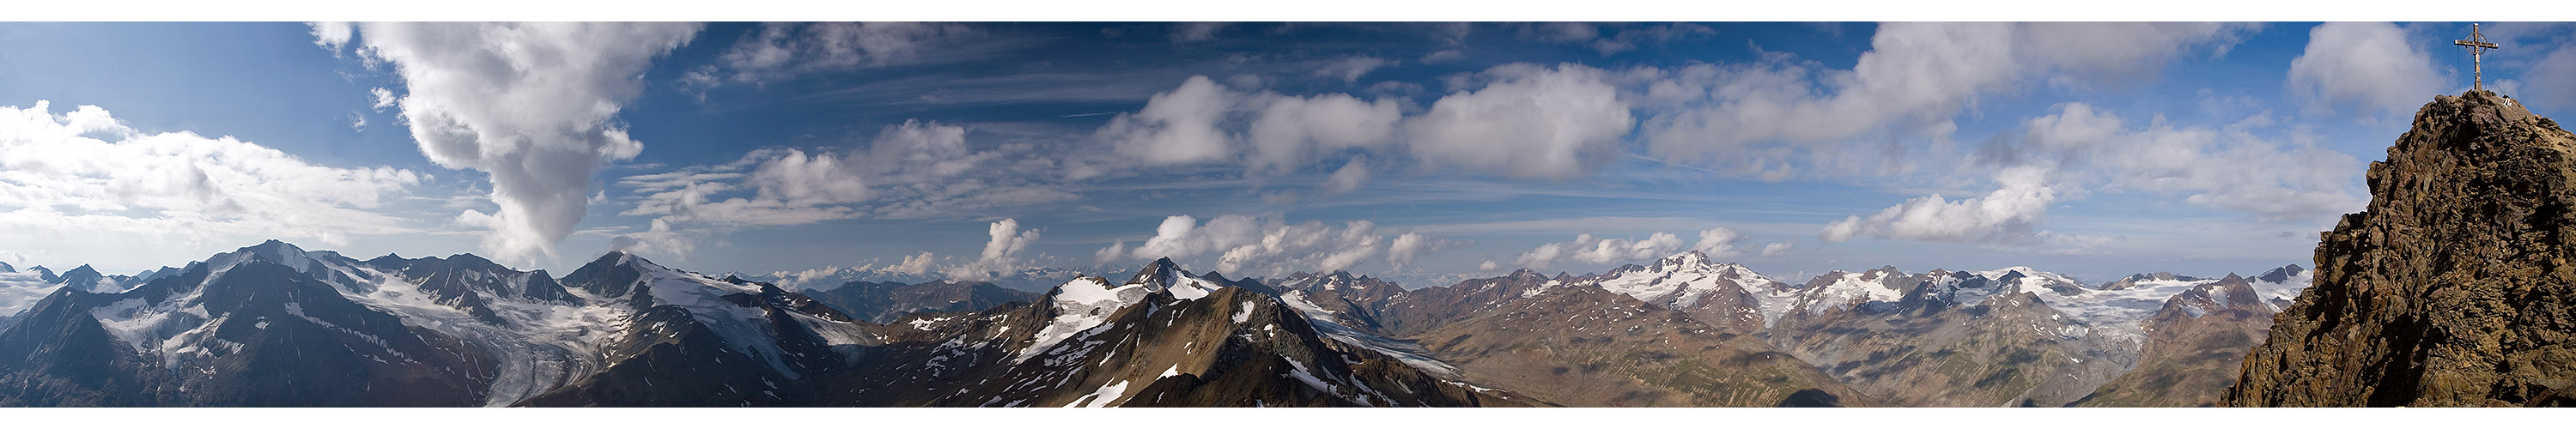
[2456,23,2502,91]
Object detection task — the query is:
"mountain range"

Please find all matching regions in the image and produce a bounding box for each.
[0,239,2306,407]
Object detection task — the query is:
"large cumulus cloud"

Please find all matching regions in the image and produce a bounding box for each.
[331,22,702,265]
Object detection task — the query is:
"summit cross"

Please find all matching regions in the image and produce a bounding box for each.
[2456,23,2502,91]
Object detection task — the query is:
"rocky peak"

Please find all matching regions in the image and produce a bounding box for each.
[1126,257,1184,287]
[2229,90,2576,407]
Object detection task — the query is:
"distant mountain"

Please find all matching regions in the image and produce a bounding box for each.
[2073,268,2302,407]
[1689,257,2307,408]
[1577,251,1795,335]
[1402,281,1868,407]
[802,279,1040,323]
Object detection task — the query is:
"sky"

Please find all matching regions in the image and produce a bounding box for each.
[6,21,2576,288]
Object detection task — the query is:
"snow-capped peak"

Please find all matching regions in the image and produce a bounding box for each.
[1020,258,1229,362]
[1585,251,1798,328]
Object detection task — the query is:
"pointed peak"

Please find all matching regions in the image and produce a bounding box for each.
[1125,257,1186,287]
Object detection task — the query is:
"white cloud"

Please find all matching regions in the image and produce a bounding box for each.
[1315,56,1392,83]
[1387,232,1436,269]
[1319,155,1370,196]
[886,251,938,275]
[1759,239,1796,257]
[1093,239,1129,265]
[0,101,421,248]
[1477,259,1498,271]
[1638,22,2255,178]
[607,218,694,261]
[368,88,395,111]
[1406,63,1633,178]
[1245,92,1401,175]
[1114,214,1419,277]
[347,112,367,132]
[690,22,969,87]
[2287,22,2446,117]
[1821,166,2058,244]
[345,22,700,265]
[620,118,1069,228]
[1514,232,1685,269]
[2018,103,2365,220]
[1093,76,1401,177]
[1690,227,1748,259]
[945,218,1039,281]
[1097,76,1236,166]
[307,21,352,53]
[749,148,872,207]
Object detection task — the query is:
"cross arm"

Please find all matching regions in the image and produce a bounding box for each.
[2456,40,2500,49]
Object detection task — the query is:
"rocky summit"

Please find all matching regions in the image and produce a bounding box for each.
[2229,90,2576,407]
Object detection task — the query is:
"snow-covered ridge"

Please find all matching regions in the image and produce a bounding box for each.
[1018,258,1224,362]
[1577,251,1799,327]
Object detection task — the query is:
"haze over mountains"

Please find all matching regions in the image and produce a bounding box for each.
[0,238,2306,407]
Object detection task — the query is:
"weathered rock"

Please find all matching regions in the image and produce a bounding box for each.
[2227,91,2576,407]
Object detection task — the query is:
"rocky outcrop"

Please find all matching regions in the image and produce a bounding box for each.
[2228,91,2576,407]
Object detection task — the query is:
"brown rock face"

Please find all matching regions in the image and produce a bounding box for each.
[2227,91,2576,407]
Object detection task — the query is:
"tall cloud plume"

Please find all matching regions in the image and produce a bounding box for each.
[945,218,1040,281]
[333,22,701,265]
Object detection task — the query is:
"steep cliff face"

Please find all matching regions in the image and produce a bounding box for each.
[2228,91,2576,407]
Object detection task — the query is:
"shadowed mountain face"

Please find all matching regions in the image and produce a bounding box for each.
[0,242,494,407]
[2231,91,2576,408]
[803,280,1039,324]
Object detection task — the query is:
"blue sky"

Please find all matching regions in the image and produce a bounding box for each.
[6,21,2575,287]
